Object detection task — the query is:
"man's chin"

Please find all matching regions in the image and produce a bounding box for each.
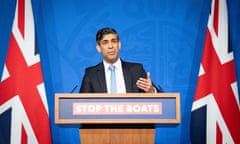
[106,57,118,64]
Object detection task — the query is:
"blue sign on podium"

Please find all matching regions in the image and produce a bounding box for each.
[55,93,180,124]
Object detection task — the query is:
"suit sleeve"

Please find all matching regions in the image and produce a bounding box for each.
[79,70,92,93]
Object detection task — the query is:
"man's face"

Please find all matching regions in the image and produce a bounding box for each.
[96,33,121,64]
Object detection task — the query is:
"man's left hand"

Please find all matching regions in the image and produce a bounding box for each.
[136,72,155,93]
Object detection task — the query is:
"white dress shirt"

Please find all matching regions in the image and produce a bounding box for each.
[103,58,126,93]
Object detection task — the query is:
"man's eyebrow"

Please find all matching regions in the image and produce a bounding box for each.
[101,38,117,41]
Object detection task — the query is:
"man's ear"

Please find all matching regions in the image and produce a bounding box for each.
[119,41,121,50]
[96,44,101,53]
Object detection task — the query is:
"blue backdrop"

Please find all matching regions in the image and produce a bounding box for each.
[0,0,239,144]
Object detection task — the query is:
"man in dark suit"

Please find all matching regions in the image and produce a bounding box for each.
[80,27,159,93]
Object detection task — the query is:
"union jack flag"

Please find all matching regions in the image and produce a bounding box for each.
[190,0,240,144]
[0,0,52,143]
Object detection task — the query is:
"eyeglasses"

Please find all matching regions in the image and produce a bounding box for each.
[99,39,119,46]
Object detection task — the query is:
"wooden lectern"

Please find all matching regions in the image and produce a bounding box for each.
[55,93,180,144]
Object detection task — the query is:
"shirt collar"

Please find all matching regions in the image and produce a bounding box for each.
[103,58,121,71]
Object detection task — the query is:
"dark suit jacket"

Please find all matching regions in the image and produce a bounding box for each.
[80,60,147,93]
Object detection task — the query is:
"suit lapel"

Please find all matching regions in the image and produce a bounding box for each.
[96,63,107,92]
[122,61,132,92]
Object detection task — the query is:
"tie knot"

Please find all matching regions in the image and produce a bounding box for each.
[109,65,115,72]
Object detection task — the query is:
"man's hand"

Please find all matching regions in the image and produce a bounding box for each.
[136,72,155,93]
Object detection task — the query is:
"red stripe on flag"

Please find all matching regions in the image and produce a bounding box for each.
[213,0,219,36]
[216,123,222,144]
[21,124,27,144]
[18,0,25,38]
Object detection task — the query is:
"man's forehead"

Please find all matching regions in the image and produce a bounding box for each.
[102,34,118,40]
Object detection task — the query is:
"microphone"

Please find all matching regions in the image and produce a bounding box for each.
[70,85,78,93]
[157,84,164,92]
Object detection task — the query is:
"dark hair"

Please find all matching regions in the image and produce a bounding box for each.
[96,27,119,44]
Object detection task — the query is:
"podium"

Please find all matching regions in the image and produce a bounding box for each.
[55,93,180,144]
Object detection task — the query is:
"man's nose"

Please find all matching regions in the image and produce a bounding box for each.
[108,42,114,48]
